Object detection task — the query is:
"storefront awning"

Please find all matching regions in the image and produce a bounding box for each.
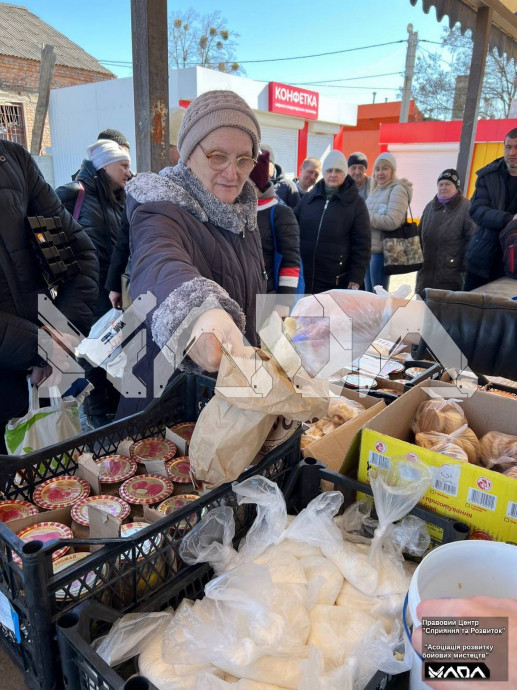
[409,0,517,61]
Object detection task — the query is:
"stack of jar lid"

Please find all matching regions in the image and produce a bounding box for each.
[71,495,131,545]
[94,455,137,496]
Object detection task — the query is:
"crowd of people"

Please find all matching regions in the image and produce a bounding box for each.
[1,92,516,680]
[1,91,516,433]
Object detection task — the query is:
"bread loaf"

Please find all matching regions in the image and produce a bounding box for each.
[479,431,517,463]
[411,399,466,435]
[327,397,364,427]
[415,426,480,464]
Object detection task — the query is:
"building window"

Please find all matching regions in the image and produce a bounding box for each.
[0,103,27,146]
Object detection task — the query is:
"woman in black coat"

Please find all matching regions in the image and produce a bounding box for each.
[295,150,371,293]
[249,150,301,293]
[415,169,476,295]
[56,140,131,428]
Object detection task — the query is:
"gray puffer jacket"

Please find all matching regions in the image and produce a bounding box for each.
[365,177,413,253]
[415,192,476,295]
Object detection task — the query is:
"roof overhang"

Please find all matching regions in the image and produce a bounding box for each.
[409,0,517,60]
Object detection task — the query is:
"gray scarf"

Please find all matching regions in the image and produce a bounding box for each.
[127,161,257,236]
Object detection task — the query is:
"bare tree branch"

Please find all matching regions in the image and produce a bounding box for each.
[169,8,243,74]
[411,27,516,119]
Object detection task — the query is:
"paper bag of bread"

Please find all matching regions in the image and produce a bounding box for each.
[415,424,480,464]
[479,431,517,464]
[410,398,466,435]
[189,348,329,490]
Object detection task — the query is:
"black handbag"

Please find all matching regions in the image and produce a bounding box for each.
[382,203,423,275]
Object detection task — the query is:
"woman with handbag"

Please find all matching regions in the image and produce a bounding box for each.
[415,169,476,295]
[365,152,413,292]
[56,140,131,428]
[249,150,302,294]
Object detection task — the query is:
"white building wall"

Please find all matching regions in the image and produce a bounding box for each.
[387,142,460,218]
[49,66,358,187]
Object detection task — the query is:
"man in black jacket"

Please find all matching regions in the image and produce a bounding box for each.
[465,127,517,290]
[0,139,98,449]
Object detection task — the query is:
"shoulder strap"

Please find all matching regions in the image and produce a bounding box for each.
[270,205,282,291]
[72,181,85,221]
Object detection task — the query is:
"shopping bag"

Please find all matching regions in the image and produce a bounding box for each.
[382,203,423,276]
[5,380,89,456]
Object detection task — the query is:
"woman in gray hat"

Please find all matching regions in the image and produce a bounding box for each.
[117,90,266,416]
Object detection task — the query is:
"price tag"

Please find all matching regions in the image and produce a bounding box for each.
[0,591,21,643]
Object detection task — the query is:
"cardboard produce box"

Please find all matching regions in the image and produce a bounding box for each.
[302,388,385,471]
[351,380,517,543]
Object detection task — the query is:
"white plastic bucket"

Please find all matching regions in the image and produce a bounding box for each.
[405,540,517,689]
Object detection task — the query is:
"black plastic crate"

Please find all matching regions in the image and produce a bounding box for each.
[55,460,468,690]
[0,373,302,690]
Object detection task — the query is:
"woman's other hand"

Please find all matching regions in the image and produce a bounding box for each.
[188,309,248,372]
[109,291,123,310]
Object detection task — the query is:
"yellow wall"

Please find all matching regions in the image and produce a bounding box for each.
[467,143,504,197]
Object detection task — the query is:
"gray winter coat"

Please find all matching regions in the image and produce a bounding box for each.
[366,177,413,253]
[415,193,476,295]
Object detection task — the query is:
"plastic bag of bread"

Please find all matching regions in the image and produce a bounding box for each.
[410,398,466,435]
[415,424,480,464]
[479,431,517,463]
[478,453,517,472]
[327,396,364,427]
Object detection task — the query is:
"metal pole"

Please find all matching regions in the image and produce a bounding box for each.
[130,0,169,173]
[400,24,418,123]
[456,6,492,194]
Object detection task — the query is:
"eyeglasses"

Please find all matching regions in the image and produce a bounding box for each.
[198,143,257,174]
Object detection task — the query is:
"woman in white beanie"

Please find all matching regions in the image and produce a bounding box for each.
[295,149,371,292]
[56,138,131,428]
[365,152,413,292]
[117,90,266,418]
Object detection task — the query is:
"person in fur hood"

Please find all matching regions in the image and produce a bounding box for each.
[365,152,413,292]
[117,90,266,416]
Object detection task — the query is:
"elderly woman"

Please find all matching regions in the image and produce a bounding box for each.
[415,169,476,295]
[365,152,413,292]
[295,150,371,293]
[117,90,266,416]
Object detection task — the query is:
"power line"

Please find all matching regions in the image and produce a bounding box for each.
[293,72,402,85]
[228,40,407,64]
[96,36,474,72]
[96,38,405,69]
[302,84,401,90]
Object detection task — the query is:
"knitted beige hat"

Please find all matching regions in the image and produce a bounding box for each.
[177,90,261,162]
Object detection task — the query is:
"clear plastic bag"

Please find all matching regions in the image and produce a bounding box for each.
[415,423,480,464]
[179,506,238,575]
[94,611,171,666]
[410,397,466,435]
[232,476,288,562]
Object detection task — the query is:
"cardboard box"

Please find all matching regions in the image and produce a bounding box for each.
[353,380,517,543]
[302,388,385,472]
